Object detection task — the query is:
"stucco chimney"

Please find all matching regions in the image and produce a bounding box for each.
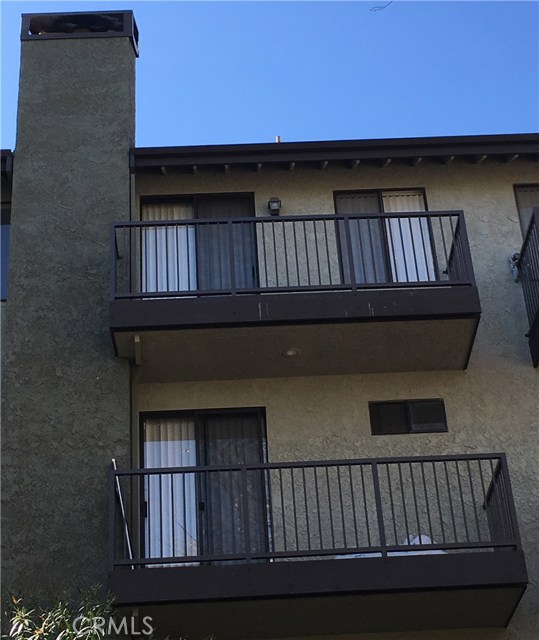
[1,10,137,597]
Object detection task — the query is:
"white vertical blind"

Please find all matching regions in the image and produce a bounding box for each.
[382,190,435,282]
[144,416,198,563]
[141,202,196,292]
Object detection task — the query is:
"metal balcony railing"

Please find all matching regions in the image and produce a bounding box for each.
[111,212,476,299]
[519,208,539,332]
[110,453,520,570]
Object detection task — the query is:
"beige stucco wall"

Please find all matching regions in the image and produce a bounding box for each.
[133,161,538,639]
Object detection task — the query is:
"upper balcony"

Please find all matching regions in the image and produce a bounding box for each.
[110,211,481,381]
[109,452,527,638]
[518,208,539,366]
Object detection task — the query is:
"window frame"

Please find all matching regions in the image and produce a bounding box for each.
[333,187,440,284]
[513,183,539,238]
[138,192,256,221]
[369,399,448,436]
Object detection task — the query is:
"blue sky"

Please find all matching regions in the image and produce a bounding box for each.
[1,1,538,148]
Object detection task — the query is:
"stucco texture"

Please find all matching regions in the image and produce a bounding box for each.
[1,37,135,598]
[134,160,539,639]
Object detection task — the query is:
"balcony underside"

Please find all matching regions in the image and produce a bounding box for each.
[111,288,480,381]
[111,552,526,638]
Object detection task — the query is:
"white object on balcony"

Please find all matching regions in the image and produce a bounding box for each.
[334,533,446,559]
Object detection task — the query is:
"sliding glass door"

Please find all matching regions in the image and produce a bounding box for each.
[335,189,436,284]
[142,409,268,564]
[141,194,258,294]
[197,411,269,560]
[335,192,389,283]
[195,195,258,291]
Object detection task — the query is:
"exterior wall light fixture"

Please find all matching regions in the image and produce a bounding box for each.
[268,197,281,215]
[282,347,301,358]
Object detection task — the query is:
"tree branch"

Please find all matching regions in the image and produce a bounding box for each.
[371,0,394,12]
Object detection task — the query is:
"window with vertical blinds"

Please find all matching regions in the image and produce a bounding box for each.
[141,409,268,564]
[335,188,435,284]
[514,185,539,237]
[141,201,196,292]
[141,194,257,293]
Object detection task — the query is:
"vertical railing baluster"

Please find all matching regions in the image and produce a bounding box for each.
[367,218,378,282]
[171,472,176,558]
[397,463,411,544]
[432,461,446,543]
[303,221,312,286]
[154,224,158,292]
[282,220,291,287]
[386,216,399,285]
[409,462,422,538]
[279,468,287,552]
[290,219,299,287]
[357,218,368,283]
[420,461,434,542]
[159,473,163,558]
[349,465,360,548]
[314,467,323,550]
[487,458,500,543]
[397,217,410,282]
[408,217,420,281]
[444,460,458,542]
[438,216,449,281]
[342,215,357,290]
[337,466,347,548]
[302,467,311,551]
[227,219,237,294]
[271,221,279,288]
[241,465,252,562]
[182,471,188,557]
[175,222,180,292]
[108,466,116,571]
[417,215,430,280]
[325,466,336,549]
[372,462,387,556]
[165,225,169,292]
[386,464,398,545]
[360,464,371,547]
[466,459,481,541]
[291,467,299,551]
[260,221,267,287]
[455,460,470,543]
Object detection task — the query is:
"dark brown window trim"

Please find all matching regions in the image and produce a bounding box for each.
[333,187,429,214]
[513,183,539,237]
[369,399,447,436]
[138,192,256,219]
[138,407,267,468]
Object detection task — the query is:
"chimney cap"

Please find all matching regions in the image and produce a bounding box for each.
[21,10,139,57]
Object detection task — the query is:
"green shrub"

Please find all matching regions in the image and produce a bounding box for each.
[3,587,113,640]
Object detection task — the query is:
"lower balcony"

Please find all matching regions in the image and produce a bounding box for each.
[109,453,527,639]
[110,211,480,381]
[519,208,539,366]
